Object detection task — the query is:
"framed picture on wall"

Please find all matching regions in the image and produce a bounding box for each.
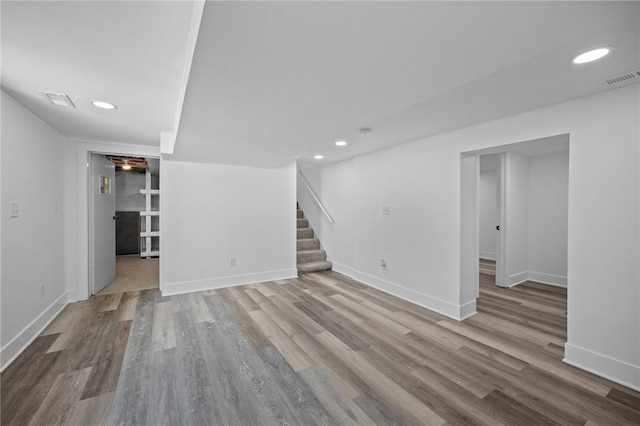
[100,175,110,194]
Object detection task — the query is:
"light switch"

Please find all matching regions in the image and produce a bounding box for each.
[10,201,19,218]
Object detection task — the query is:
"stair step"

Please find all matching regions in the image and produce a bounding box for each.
[297,238,320,251]
[297,260,333,274]
[297,218,309,228]
[297,209,304,219]
[297,228,314,239]
[297,249,327,264]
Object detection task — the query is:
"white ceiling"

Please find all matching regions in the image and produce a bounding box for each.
[2,1,639,168]
[1,1,195,145]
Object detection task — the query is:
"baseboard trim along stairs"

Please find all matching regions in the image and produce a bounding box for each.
[296,205,332,274]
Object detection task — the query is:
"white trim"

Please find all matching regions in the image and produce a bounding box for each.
[331,262,356,278]
[161,0,205,155]
[479,251,496,260]
[496,152,507,287]
[333,262,475,321]
[458,299,478,320]
[527,271,567,288]
[74,141,161,301]
[564,342,640,392]
[507,271,529,287]
[162,269,298,296]
[507,270,568,288]
[0,291,72,372]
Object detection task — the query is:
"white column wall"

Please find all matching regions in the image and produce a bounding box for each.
[161,160,297,294]
[504,152,530,286]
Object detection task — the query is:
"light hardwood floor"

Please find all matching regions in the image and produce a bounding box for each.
[2,269,639,425]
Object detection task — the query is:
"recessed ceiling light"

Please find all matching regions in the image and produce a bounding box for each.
[91,100,117,110]
[335,140,347,146]
[314,155,324,160]
[572,48,610,64]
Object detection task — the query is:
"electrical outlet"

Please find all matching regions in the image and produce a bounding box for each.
[230,257,236,266]
[380,258,387,269]
[10,201,20,218]
[40,283,45,298]
[382,206,391,215]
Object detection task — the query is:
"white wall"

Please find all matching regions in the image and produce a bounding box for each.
[115,170,160,212]
[161,160,297,295]
[479,151,568,286]
[459,155,479,314]
[479,170,497,260]
[298,161,356,266]
[528,151,569,286]
[1,91,69,370]
[115,171,146,212]
[504,152,530,286]
[303,85,639,391]
[303,138,468,319]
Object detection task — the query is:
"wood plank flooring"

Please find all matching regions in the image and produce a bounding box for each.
[3,270,640,425]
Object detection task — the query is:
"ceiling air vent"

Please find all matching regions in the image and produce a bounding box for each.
[40,91,76,108]
[600,69,640,87]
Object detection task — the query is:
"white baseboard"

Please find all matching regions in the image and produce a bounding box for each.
[331,262,356,278]
[162,268,298,296]
[507,271,529,287]
[479,251,496,260]
[333,263,475,321]
[527,271,567,288]
[507,270,567,288]
[564,342,640,392]
[1,290,72,372]
[458,299,477,320]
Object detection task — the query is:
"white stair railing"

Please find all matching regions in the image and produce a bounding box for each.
[297,170,334,224]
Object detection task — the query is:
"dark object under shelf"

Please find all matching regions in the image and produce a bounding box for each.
[116,211,140,255]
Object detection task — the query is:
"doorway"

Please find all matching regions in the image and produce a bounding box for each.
[478,154,499,286]
[89,153,160,295]
[460,133,570,306]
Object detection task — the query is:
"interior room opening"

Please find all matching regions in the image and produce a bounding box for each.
[461,133,570,355]
[89,153,160,295]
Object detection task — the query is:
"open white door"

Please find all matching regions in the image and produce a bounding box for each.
[90,154,116,294]
[495,153,507,287]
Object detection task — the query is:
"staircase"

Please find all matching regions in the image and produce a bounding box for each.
[297,205,332,274]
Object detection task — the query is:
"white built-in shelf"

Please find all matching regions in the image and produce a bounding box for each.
[140,169,160,258]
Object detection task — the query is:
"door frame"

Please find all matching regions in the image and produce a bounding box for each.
[75,142,160,301]
[460,134,570,308]
[495,152,507,287]
[88,154,117,295]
